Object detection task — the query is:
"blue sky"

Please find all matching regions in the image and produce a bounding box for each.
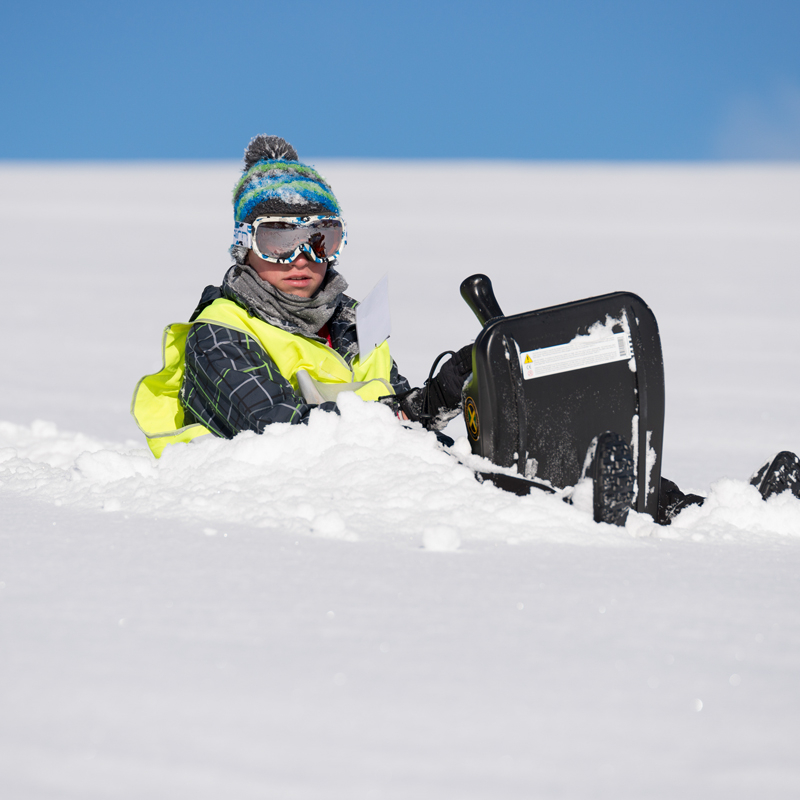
[2,0,799,160]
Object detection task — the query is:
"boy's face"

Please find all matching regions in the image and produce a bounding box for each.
[246,249,327,298]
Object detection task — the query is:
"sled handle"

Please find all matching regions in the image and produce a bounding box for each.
[460,274,505,326]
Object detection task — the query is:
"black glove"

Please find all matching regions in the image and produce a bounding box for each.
[425,344,473,412]
[396,345,473,428]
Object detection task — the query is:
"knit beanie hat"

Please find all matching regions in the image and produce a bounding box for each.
[230,135,342,264]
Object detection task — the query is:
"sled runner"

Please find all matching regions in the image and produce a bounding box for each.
[460,275,665,519]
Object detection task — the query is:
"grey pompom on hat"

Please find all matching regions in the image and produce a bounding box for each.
[242,135,298,167]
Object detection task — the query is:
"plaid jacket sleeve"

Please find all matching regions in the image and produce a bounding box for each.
[180,321,330,438]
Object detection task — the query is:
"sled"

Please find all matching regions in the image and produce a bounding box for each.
[460,275,664,519]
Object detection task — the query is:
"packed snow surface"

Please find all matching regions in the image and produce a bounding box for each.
[2,161,800,798]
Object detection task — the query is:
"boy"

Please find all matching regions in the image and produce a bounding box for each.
[132,135,471,455]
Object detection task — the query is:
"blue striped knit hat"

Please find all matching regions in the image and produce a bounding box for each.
[232,135,341,224]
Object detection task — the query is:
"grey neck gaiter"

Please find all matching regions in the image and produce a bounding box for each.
[222,263,349,339]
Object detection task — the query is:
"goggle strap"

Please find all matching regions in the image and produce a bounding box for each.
[232,221,253,249]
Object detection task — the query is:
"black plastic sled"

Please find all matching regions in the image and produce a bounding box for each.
[460,275,665,520]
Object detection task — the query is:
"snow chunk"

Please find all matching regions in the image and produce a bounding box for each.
[422,526,461,551]
[312,512,355,541]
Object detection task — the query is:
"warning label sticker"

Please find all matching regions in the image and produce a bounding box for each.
[520,332,632,380]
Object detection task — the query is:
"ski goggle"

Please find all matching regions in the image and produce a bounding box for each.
[232,215,346,264]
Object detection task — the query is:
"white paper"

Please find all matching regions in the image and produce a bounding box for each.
[356,275,391,359]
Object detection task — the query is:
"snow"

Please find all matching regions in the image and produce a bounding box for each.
[2,161,800,797]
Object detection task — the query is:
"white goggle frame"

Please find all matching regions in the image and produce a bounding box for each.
[232,214,347,264]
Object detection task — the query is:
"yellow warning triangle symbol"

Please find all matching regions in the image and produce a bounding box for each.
[524,355,533,364]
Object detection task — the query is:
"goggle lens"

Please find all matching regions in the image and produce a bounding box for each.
[254,219,344,261]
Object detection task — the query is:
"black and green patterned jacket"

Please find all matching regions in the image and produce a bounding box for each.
[179,282,411,439]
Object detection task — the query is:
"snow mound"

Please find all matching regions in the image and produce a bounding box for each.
[2,394,800,546]
[658,477,800,542]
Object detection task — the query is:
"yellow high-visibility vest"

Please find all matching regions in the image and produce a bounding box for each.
[131,297,395,457]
